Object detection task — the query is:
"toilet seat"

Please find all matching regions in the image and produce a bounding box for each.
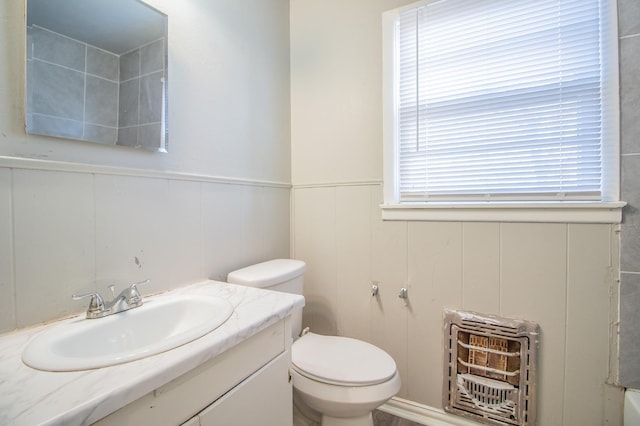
[292,333,397,386]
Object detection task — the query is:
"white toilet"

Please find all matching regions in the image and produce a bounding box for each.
[227,259,401,426]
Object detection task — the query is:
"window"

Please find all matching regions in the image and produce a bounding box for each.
[382,0,621,222]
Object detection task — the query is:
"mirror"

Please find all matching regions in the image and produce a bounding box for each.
[26,0,168,152]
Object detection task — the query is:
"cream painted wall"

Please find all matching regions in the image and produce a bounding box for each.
[0,0,291,332]
[290,0,412,185]
[290,0,624,424]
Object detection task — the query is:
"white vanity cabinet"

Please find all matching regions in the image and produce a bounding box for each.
[0,282,304,426]
[95,319,293,426]
[190,351,291,425]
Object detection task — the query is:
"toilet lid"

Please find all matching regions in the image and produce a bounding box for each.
[291,333,397,386]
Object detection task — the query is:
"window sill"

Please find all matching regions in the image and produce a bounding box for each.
[380,202,626,223]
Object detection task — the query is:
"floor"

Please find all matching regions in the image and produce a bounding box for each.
[293,404,423,426]
[372,410,423,426]
[293,403,421,426]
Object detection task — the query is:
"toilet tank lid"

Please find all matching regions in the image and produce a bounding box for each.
[227,259,306,288]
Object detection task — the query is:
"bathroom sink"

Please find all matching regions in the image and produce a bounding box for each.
[22,294,234,371]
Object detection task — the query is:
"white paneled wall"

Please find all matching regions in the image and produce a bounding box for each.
[95,175,176,292]
[0,169,15,330]
[370,188,409,398]
[293,187,337,334]
[336,186,372,342]
[564,225,616,425]
[13,169,96,327]
[0,165,290,332]
[407,221,463,406]
[293,184,622,426]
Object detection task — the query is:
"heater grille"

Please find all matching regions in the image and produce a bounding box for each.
[443,310,539,426]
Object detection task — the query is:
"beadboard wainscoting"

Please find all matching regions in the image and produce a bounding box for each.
[0,159,290,331]
[292,183,623,426]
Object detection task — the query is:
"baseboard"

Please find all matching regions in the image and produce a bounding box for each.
[378,397,481,426]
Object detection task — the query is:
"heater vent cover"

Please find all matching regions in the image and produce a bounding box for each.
[443,310,539,426]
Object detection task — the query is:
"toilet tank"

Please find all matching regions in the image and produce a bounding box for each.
[227,259,306,337]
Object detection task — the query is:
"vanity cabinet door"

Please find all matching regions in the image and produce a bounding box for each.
[198,352,292,426]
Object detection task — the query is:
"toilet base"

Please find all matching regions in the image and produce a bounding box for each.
[293,392,374,426]
[293,389,376,426]
[293,396,320,426]
[291,368,401,426]
[321,413,372,426]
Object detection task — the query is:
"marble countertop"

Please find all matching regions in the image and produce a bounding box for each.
[0,281,304,426]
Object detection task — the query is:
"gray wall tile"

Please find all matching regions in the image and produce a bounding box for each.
[139,71,163,124]
[31,26,85,72]
[26,60,32,115]
[622,224,640,272]
[119,78,139,127]
[87,47,119,81]
[622,155,640,226]
[619,0,640,38]
[620,273,640,388]
[140,39,164,75]
[120,50,140,81]
[138,123,162,150]
[26,27,33,60]
[84,124,117,145]
[26,27,128,146]
[29,114,83,140]
[619,0,640,388]
[85,75,118,127]
[26,28,167,150]
[118,126,138,148]
[620,36,640,155]
[31,60,84,121]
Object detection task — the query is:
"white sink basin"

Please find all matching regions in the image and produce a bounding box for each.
[22,294,234,371]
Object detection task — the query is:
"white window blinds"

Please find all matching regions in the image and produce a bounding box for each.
[392,0,616,203]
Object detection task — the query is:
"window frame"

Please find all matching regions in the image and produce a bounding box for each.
[381,0,623,223]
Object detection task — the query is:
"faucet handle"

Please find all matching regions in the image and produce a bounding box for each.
[107,284,116,299]
[130,279,150,292]
[127,279,150,305]
[72,292,105,316]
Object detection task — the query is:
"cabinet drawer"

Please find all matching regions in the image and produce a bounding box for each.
[95,320,286,425]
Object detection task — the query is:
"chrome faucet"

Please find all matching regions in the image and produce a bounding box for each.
[72,279,150,319]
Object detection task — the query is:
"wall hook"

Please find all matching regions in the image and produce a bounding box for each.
[398,287,408,299]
